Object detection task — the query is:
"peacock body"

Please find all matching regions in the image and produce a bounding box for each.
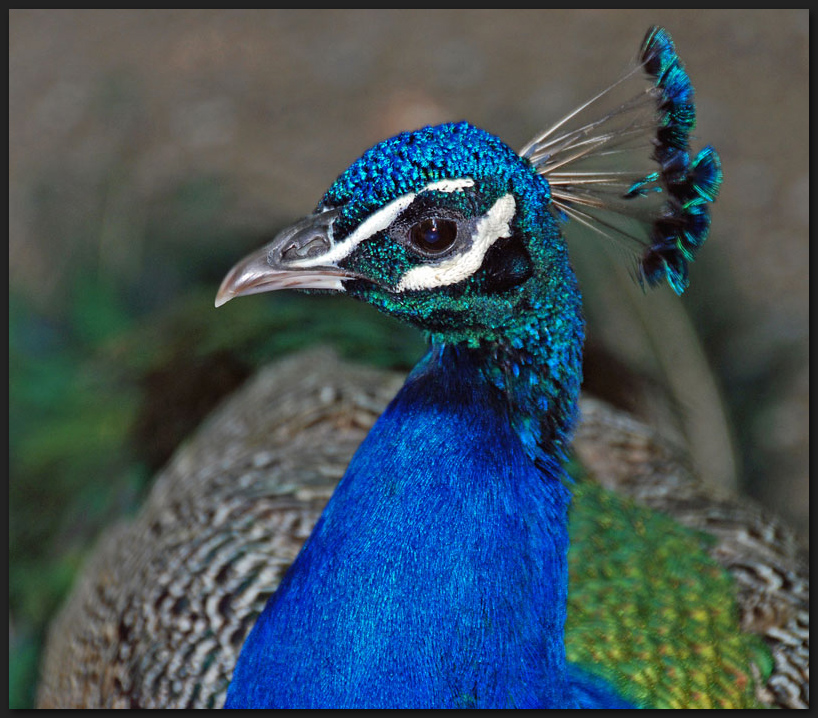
[37,27,808,709]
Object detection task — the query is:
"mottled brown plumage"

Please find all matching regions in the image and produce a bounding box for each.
[37,350,808,708]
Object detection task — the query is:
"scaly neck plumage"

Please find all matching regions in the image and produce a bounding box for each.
[428,258,585,470]
[226,333,585,707]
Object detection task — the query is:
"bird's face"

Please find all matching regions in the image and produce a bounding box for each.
[217,122,575,344]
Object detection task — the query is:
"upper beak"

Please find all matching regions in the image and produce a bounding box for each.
[215,208,355,307]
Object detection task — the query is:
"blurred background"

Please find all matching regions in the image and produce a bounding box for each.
[9,9,808,707]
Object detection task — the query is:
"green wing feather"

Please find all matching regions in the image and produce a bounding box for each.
[567,479,771,708]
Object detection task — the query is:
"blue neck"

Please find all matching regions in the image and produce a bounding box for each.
[226,343,582,708]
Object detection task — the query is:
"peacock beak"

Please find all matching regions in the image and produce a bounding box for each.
[215,208,357,307]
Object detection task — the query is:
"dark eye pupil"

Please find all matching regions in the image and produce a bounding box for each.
[409,218,458,254]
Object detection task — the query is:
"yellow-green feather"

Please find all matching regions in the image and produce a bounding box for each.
[566,479,772,708]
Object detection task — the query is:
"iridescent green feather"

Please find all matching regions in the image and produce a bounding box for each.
[566,478,772,708]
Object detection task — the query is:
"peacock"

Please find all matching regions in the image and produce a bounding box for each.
[37,27,808,708]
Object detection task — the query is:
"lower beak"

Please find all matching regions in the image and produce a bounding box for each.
[215,209,355,307]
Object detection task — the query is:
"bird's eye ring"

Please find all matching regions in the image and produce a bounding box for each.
[408,218,458,255]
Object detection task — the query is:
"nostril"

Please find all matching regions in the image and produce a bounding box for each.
[281,235,330,261]
[271,208,339,265]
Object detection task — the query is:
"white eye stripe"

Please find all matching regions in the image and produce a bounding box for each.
[291,193,415,268]
[395,194,516,292]
[421,178,475,194]
[289,177,475,269]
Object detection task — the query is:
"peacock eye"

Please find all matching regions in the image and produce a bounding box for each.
[408,218,458,255]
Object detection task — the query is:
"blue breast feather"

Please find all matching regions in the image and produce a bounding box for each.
[226,346,631,708]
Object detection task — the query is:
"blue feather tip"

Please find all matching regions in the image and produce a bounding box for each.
[521,26,723,296]
[638,26,723,294]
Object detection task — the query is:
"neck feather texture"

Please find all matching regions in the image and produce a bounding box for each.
[226,341,591,708]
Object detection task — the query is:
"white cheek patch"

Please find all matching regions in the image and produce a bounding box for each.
[395,193,517,292]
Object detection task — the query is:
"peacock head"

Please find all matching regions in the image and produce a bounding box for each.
[217,26,722,360]
[216,121,581,348]
[215,26,721,461]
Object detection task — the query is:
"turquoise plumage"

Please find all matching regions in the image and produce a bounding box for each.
[36,27,808,709]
